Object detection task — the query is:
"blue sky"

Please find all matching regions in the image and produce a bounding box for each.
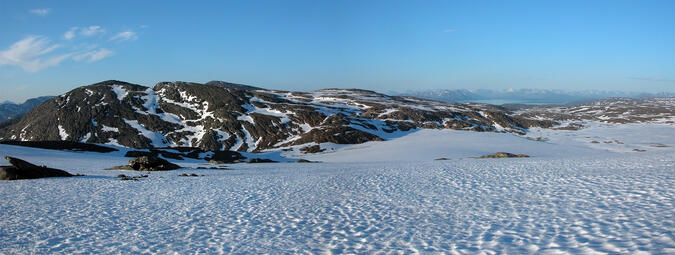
[1,0,673,102]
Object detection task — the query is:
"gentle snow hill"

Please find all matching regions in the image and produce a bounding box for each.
[292,122,675,163]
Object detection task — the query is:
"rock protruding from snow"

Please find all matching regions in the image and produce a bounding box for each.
[0,156,75,180]
[128,156,181,171]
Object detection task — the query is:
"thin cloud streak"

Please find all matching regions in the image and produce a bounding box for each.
[29,8,50,16]
[73,48,114,63]
[627,77,675,83]
[110,30,138,42]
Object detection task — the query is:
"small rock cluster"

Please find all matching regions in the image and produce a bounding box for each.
[117,174,148,181]
[179,173,203,177]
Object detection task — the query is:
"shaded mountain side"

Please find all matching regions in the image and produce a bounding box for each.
[0,96,54,121]
[0,80,556,151]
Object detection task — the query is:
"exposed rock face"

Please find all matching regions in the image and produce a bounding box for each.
[0,80,555,151]
[0,156,75,180]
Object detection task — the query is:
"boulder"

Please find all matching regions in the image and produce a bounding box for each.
[0,156,75,180]
[128,155,181,171]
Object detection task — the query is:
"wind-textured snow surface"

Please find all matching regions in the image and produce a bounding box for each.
[0,124,674,254]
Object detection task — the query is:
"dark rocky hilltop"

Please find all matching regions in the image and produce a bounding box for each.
[0,80,555,151]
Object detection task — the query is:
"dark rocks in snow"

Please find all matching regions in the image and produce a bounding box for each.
[208,150,246,163]
[179,173,202,177]
[129,156,181,171]
[124,150,156,158]
[300,145,324,154]
[117,174,148,181]
[435,157,450,161]
[649,144,670,148]
[479,152,530,159]
[0,156,76,180]
[108,155,181,171]
[246,158,276,163]
[0,140,118,153]
[208,159,226,164]
[296,159,319,163]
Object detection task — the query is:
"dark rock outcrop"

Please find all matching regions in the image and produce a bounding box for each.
[128,156,181,171]
[300,145,325,154]
[0,140,117,153]
[246,158,276,163]
[0,156,76,180]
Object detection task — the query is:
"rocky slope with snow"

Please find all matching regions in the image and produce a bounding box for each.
[515,97,675,129]
[0,80,555,151]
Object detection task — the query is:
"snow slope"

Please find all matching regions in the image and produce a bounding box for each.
[0,124,673,254]
[293,122,675,163]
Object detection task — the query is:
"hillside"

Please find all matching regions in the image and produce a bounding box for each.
[0,96,54,121]
[0,80,554,151]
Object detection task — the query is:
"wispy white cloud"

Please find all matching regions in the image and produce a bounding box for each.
[63,27,77,40]
[73,48,114,63]
[62,26,105,40]
[80,26,105,37]
[29,8,50,17]
[0,35,71,72]
[110,30,138,42]
[1,25,141,72]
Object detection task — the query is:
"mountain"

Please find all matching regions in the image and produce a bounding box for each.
[401,89,674,105]
[399,89,481,102]
[0,96,54,121]
[0,80,555,151]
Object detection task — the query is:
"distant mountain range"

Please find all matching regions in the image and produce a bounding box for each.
[399,89,675,105]
[0,96,54,121]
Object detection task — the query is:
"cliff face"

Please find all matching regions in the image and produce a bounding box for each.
[0,80,554,151]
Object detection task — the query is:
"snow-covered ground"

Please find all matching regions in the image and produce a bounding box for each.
[1,123,673,254]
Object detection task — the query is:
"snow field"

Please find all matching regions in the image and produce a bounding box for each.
[0,148,673,254]
[0,122,673,254]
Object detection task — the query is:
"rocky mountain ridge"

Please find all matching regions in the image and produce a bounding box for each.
[515,97,675,126]
[0,80,555,151]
